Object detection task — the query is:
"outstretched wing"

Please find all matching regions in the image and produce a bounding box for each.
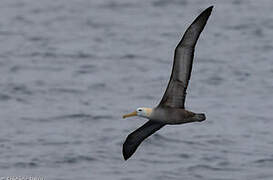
[158,6,213,108]
[123,121,165,160]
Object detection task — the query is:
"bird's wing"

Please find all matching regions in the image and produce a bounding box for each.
[158,6,213,109]
[123,121,165,160]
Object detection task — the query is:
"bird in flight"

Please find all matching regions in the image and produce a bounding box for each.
[122,6,213,160]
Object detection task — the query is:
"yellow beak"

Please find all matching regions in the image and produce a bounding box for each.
[123,111,137,119]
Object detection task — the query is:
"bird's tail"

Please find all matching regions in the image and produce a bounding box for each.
[193,113,206,122]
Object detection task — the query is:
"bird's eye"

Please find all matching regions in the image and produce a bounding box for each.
[138,109,142,112]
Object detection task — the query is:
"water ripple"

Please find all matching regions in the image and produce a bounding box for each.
[55,155,97,164]
[14,162,38,168]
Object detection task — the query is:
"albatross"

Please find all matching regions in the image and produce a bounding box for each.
[122,6,213,160]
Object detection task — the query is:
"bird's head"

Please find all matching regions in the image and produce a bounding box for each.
[123,107,153,119]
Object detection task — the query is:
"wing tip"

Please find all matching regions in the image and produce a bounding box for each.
[202,6,214,17]
[122,142,135,161]
[123,154,130,161]
[206,5,214,11]
[123,154,129,161]
[190,5,213,33]
[208,5,214,10]
[122,134,138,160]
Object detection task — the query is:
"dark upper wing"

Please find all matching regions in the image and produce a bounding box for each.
[123,121,165,160]
[158,6,213,108]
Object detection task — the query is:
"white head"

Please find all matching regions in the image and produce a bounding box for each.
[123,107,153,119]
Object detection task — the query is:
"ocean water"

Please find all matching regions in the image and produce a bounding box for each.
[0,0,273,179]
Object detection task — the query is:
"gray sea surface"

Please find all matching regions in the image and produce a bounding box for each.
[0,0,273,179]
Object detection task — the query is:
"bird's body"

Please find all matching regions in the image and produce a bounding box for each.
[149,108,204,125]
[122,6,213,160]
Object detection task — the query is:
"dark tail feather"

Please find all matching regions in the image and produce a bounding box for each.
[123,121,165,160]
[194,113,206,122]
